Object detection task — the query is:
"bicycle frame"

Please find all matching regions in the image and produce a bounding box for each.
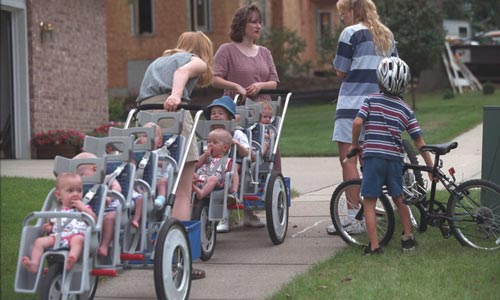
[404,146,464,236]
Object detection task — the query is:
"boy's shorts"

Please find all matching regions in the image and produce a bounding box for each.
[361,157,403,198]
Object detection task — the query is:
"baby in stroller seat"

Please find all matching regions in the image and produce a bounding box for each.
[22,173,97,273]
[193,128,233,200]
[74,152,126,257]
[206,96,265,231]
[136,122,173,210]
[258,100,274,157]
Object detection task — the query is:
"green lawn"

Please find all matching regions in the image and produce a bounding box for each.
[2,89,499,300]
[280,90,500,156]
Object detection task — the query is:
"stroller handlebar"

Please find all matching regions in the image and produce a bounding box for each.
[135,103,204,112]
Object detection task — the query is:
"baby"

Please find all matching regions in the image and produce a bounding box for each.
[192,128,233,200]
[22,173,97,272]
[136,122,172,211]
[74,152,124,257]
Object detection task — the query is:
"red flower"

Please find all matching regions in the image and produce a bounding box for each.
[31,129,85,147]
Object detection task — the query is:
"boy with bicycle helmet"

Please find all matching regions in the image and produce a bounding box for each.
[349,57,433,255]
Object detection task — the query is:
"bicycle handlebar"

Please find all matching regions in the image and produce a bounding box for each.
[342,148,361,163]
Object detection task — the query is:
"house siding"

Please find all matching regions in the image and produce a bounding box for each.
[27,0,108,134]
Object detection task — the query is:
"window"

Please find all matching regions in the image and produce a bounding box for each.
[191,0,210,32]
[318,11,332,39]
[131,0,154,35]
[459,26,468,38]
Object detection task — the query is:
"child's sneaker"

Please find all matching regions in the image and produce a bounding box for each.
[401,235,418,252]
[154,195,166,209]
[243,209,265,228]
[216,218,230,233]
[363,243,383,256]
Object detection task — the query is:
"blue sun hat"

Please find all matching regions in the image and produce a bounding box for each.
[205,96,236,120]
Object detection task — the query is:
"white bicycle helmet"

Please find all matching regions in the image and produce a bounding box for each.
[376,57,411,97]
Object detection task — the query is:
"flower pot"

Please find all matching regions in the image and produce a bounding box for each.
[34,144,81,159]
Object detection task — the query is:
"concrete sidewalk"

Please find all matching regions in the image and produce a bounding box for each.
[1,124,483,300]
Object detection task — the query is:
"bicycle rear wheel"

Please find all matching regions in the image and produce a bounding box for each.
[330,179,395,247]
[447,179,500,250]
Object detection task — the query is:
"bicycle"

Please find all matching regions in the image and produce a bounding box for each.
[330,141,500,251]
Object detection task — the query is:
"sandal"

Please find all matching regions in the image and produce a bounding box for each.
[192,268,206,280]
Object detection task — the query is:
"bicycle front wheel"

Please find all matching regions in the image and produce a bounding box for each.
[447,179,500,250]
[330,179,395,247]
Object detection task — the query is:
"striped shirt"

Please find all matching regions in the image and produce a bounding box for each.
[333,23,397,120]
[357,93,422,161]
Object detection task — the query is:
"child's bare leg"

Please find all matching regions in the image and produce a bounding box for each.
[195,176,218,200]
[392,195,413,237]
[22,236,55,273]
[66,235,84,270]
[98,211,115,256]
[157,177,167,198]
[154,177,168,208]
[362,197,379,250]
[131,197,143,228]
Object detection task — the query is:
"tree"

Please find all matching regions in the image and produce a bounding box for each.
[378,0,445,109]
[258,27,311,79]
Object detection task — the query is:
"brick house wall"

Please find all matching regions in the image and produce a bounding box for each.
[28,0,108,134]
[106,0,241,97]
[106,0,339,99]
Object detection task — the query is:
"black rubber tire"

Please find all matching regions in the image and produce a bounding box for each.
[330,179,395,247]
[265,171,289,245]
[447,179,500,250]
[153,218,192,300]
[402,139,427,231]
[39,261,98,300]
[191,198,216,261]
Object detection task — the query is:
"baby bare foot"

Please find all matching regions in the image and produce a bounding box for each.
[97,246,108,257]
[66,255,77,270]
[22,256,39,273]
[131,219,139,228]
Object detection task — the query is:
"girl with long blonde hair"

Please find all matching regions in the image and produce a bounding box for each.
[136,31,215,279]
[327,0,398,235]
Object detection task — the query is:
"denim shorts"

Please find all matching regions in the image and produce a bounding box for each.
[361,157,403,198]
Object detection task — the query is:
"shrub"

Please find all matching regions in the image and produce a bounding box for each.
[87,121,124,137]
[31,129,85,147]
[442,91,455,99]
[483,82,495,95]
[258,27,311,78]
[109,97,126,121]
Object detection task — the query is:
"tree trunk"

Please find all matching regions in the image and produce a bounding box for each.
[410,77,417,110]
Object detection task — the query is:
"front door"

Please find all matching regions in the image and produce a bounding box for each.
[0,10,15,159]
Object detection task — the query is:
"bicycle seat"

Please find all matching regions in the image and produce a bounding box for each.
[420,142,458,155]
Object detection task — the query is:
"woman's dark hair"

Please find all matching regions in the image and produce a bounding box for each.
[229,4,262,42]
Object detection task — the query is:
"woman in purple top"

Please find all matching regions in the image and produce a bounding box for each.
[213,4,279,231]
[213,3,279,103]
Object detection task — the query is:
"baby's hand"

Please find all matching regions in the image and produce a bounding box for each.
[43,222,53,233]
[71,199,84,210]
[205,145,212,155]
